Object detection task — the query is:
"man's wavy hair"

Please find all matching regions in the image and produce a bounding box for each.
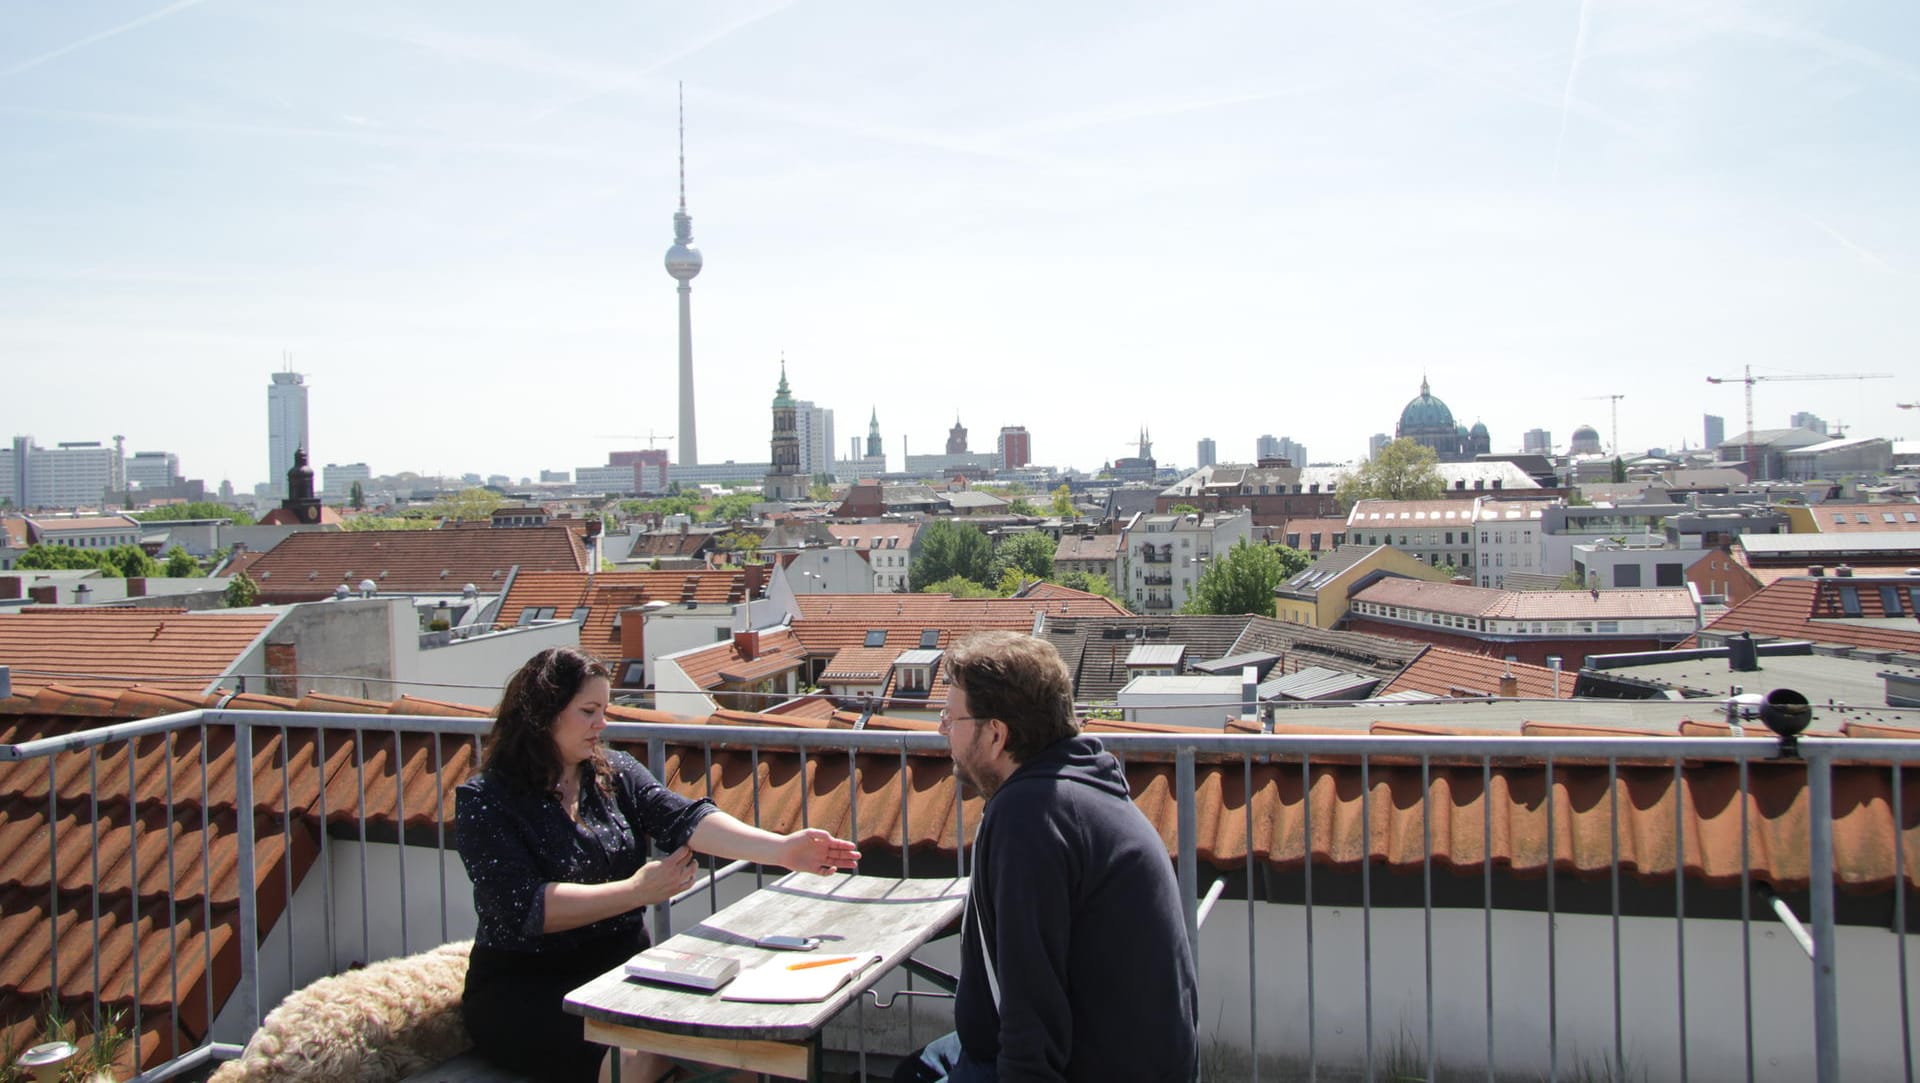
[483,647,615,796]
[945,630,1079,764]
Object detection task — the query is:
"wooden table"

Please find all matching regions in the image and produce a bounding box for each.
[564,872,969,1081]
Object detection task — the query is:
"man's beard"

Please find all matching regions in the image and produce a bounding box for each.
[950,730,1001,801]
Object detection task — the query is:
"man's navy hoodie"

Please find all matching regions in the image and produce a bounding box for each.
[954,734,1199,1081]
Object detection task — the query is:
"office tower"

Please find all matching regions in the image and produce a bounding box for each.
[1256,434,1281,460]
[795,401,835,475]
[1704,414,1725,450]
[1523,429,1552,455]
[267,370,310,501]
[664,84,704,466]
[125,451,179,491]
[1368,433,1390,461]
[1790,411,1828,435]
[997,426,1031,469]
[1196,437,1216,468]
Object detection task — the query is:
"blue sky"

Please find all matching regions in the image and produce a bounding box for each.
[3,0,1917,490]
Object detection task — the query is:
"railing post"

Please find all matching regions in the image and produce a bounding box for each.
[232,719,262,1029]
[1808,751,1840,1082]
[650,736,671,945]
[1176,748,1199,952]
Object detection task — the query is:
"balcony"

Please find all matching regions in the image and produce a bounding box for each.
[1143,573,1173,586]
[1140,545,1174,564]
[2,707,1914,1082]
[1141,596,1175,609]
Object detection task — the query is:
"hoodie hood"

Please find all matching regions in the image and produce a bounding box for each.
[1000,733,1131,801]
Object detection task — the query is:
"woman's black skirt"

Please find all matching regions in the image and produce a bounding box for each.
[463,926,646,1083]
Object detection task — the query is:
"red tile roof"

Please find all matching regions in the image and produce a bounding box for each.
[822,523,921,551]
[26,515,143,534]
[1693,576,1920,653]
[0,609,281,692]
[791,592,1125,623]
[1806,503,1920,533]
[494,570,748,657]
[670,629,808,690]
[245,526,589,602]
[819,647,900,682]
[1382,646,1576,699]
[1052,534,1124,562]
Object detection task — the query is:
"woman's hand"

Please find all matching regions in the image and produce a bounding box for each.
[776,828,861,876]
[628,845,699,906]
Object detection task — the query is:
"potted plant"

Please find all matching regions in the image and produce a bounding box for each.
[5,1002,129,1083]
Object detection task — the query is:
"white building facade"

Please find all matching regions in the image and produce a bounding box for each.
[267,371,310,500]
[1121,511,1253,613]
[1473,498,1548,588]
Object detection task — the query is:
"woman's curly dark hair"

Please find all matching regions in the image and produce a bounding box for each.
[483,647,615,796]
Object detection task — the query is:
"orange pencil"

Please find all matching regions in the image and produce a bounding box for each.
[786,955,856,971]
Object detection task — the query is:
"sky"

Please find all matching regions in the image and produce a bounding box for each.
[3,0,1918,492]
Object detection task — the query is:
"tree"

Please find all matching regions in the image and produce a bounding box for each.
[1008,498,1040,517]
[1169,503,1201,516]
[1610,456,1627,483]
[706,492,759,524]
[349,480,366,510]
[224,571,259,608]
[164,546,202,578]
[909,520,995,589]
[1183,539,1307,618]
[993,531,1057,582]
[1336,438,1445,505]
[919,574,998,599]
[809,481,836,503]
[714,529,764,562]
[133,502,257,526]
[428,487,507,521]
[1056,570,1122,603]
[341,514,437,531]
[1049,485,1080,519]
[15,544,123,576]
[105,544,162,579]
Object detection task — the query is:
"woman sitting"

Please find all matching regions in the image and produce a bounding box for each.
[456,646,860,1083]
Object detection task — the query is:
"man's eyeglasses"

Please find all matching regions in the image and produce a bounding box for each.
[939,710,992,727]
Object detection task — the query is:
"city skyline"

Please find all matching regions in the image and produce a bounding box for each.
[4,2,1918,490]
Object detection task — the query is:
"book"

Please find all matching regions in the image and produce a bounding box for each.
[719,952,883,1004]
[623,947,741,991]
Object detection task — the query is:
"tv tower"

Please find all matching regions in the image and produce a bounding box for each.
[664,82,704,466]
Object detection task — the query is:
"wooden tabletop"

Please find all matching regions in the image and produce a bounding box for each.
[564,872,968,1043]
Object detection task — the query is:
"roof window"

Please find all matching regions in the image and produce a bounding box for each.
[920,629,939,649]
[865,629,888,647]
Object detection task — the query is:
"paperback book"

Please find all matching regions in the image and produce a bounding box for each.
[720,952,883,1004]
[623,947,740,991]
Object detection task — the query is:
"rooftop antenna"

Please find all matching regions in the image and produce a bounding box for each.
[677,81,687,214]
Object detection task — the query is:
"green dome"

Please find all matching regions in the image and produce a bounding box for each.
[1470,420,1489,436]
[1397,378,1456,433]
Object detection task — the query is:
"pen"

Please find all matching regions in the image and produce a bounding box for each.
[786,955,857,971]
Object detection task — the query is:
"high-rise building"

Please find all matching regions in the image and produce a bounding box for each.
[997,426,1031,469]
[267,370,310,501]
[0,436,125,509]
[1256,434,1281,461]
[322,462,372,501]
[763,363,807,501]
[794,401,835,476]
[1368,433,1390,461]
[126,451,179,491]
[1196,438,1216,468]
[1790,411,1828,435]
[1704,414,1725,450]
[1275,437,1308,467]
[664,84,704,467]
[1523,429,1552,455]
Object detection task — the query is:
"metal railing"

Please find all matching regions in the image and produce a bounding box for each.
[5,709,1918,1081]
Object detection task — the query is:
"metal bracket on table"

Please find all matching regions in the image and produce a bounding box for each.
[868,956,959,1009]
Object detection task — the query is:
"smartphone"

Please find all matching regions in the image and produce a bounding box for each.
[754,935,819,951]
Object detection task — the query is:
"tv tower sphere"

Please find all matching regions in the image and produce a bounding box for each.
[665,231,702,281]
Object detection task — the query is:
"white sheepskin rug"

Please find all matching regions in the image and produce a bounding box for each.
[210,940,474,1083]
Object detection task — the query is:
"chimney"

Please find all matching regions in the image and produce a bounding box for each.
[733,628,760,661]
[73,583,92,606]
[1836,564,1853,578]
[1727,631,1760,673]
[1498,670,1519,698]
[125,577,148,598]
[1809,565,1825,577]
[0,576,19,601]
[619,606,646,663]
[28,585,57,605]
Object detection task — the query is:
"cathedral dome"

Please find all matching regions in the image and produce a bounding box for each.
[1398,378,1456,434]
[1470,420,1489,437]
[1570,425,1603,455]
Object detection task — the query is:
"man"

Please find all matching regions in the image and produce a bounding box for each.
[897,630,1199,1082]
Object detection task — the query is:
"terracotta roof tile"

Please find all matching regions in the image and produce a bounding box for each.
[1355,579,1697,620]
[670,629,808,690]
[1695,577,1920,653]
[494,570,747,658]
[0,610,280,692]
[1383,647,1575,699]
[819,647,900,682]
[244,525,589,602]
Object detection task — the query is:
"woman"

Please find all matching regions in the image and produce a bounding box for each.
[456,647,860,1083]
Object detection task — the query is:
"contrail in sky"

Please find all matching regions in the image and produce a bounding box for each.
[1551,0,1592,181]
[1,0,209,79]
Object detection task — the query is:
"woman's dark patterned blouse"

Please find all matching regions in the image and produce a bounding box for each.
[455,749,716,953]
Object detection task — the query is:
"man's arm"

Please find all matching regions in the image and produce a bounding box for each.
[986,812,1079,1081]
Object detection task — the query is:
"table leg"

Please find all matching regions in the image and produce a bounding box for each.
[582,1018,813,1081]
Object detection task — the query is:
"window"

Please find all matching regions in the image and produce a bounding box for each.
[1598,621,1619,633]
[920,629,940,649]
[1613,565,1639,587]
[1656,563,1684,587]
[1838,587,1861,617]
[864,629,888,647]
[1832,513,1846,524]
[1881,587,1904,616]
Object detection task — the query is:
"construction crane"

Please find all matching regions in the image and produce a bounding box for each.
[1704,366,1893,480]
[1581,393,1625,456]
[595,431,676,449]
